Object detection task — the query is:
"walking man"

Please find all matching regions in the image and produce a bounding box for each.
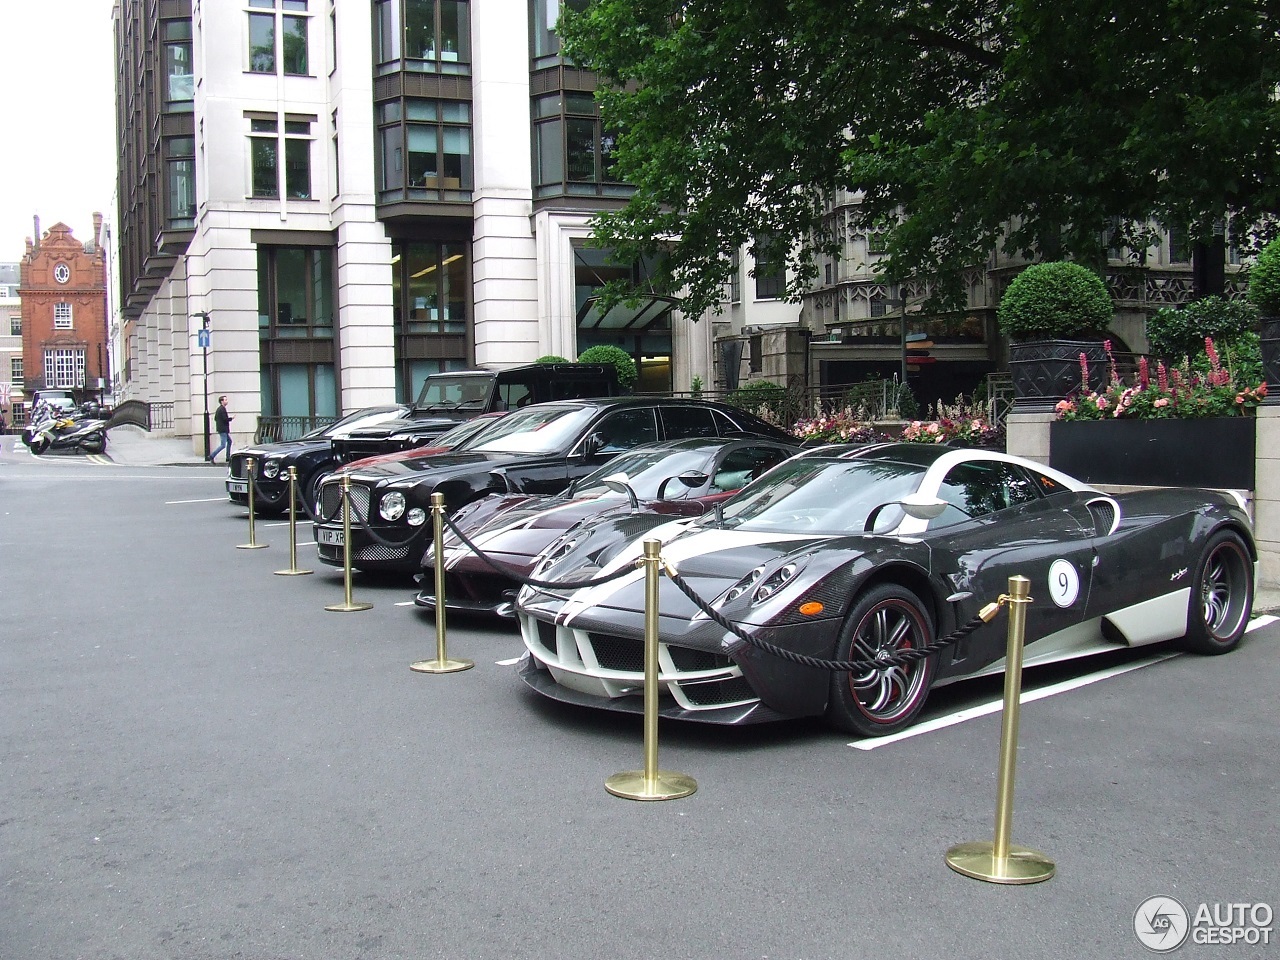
[208,395,233,464]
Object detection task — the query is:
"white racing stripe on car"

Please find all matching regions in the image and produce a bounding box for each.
[848,652,1180,751]
[444,500,600,567]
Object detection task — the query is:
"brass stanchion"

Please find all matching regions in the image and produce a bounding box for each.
[411,492,473,673]
[605,538,697,801]
[236,456,268,550]
[945,575,1055,884]
[325,473,372,612]
[274,466,313,576]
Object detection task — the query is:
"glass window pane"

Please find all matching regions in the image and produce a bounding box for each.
[566,117,595,181]
[285,138,311,198]
[441,1,468,61]
[311,249,333,330]
[278,365,310,417]
[404,0,434,60]
[165,41,193,102]
[251,117,278,133]
[282,16,308,74]
[441,101,469,122]
[167,159,196,224]
[257,248,271,335]
[380,127,404,190]
[442,243,467,332]
[378,101,402,123]
[249,13,275,73]
[314,365,336,417]
[251,138,278,197]
[163,20,192,40]
[534,94,561,119]
[407,243,440,331]
[376,0,400,62]
[536,119,562,186]
[406,99,438,121]
[565,92,595,114]
[283,0,308,10]
[407,126,438,187]
[276,248,308,327]
[442,127,470,188]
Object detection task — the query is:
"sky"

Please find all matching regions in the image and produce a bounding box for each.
[0,2,117,263]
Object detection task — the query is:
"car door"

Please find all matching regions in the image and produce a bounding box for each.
[921,460,1099,674]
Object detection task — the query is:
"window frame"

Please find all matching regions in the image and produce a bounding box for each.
[53,302,74,329]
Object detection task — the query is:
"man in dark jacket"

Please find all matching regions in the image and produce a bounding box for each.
[208,395,233,464]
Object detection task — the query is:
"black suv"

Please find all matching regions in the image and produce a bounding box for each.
[330,363,619,465]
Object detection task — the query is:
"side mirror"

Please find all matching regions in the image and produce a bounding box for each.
[657,470,709,500]
[863,495,949,533]
[601,472,639,510]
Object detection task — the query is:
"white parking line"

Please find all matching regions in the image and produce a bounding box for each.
[394,601,415,607]
[295,541,316,547]
[850,615,1278,750]
[496,657,522,666]
[165,497,228,504]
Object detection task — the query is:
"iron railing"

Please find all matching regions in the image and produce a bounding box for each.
[255,415,338,444]
[106,400,174,432]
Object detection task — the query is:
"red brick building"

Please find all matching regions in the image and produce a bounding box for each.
[19,216,109,406]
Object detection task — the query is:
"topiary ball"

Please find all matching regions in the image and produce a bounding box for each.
[997,261,1113,341]
[576,345,638,390]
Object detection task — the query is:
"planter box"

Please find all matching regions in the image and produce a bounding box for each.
[1049,417,1255,489]
[1009,339,1108,408]
[1260,316,1280,402]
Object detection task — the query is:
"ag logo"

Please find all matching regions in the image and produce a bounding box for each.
[1134,896,1190,952]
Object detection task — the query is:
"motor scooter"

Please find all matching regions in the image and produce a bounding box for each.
[24,407,109,455]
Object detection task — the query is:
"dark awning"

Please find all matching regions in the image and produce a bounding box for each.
[576,294,677,331]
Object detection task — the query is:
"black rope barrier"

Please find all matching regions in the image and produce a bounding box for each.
[666,570,998,674]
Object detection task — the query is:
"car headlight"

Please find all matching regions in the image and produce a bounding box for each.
[753,563,799,602]
[720,566,766,604]
[379,491,407,521]
[532,535,580,577]
[262,460,280,479]
[406,507,427,526]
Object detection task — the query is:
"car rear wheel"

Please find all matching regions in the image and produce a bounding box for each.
[1180,530,1253,655]
[826,584,936,736]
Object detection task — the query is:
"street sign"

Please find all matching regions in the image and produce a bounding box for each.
[197,329,211,348]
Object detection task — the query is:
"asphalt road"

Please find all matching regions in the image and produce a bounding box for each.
[2,441,1277,960]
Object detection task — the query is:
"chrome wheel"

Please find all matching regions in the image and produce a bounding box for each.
[1182,530,1252,655]
[828,584,935,736]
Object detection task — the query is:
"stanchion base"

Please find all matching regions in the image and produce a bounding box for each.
[410,658,474,674]
[605,770,698,801]
[944,841,1055,884]
[274,568,314,576]
[325,601,374,612]
[236,543,269,550]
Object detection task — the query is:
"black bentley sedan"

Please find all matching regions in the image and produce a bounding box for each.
[227,405,407,513]
[311,397,796,573]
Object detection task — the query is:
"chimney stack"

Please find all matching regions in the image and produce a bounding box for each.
[33,215,40,250]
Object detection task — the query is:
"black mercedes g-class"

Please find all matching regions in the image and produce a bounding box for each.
[330,363,619,464]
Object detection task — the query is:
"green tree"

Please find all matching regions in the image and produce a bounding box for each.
[561,1,1280,318]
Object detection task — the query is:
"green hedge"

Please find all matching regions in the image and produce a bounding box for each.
[997,261,1113,341]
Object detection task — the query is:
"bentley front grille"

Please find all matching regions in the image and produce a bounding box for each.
[319,483,370,522]
[357,543,412,562]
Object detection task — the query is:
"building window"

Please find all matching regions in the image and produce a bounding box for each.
[44,348,85,388]
[54,302,73,329]
[376,99,471,202]
[248,116,313,199]
[531,0,590,67]
[248,0,309,76]
[9,316,19,336]
[1168,227,1191,265]
[11,356,22,383]
[533,91,627,199]
[753,237,785,300]
[867,230,889,256]
[729,249,741,304]
[375,0,471,76]
[257,246,334,338]
[163,19,194,110]
[390,239,470,402]
[166,137,196,227]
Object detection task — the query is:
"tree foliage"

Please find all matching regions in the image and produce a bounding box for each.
[1249,238,1280,315]
[560,1,1280,319]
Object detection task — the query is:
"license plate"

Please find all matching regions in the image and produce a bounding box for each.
[227,480,248,494]
[317,528,344,546]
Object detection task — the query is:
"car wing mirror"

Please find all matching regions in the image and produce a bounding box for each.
[863,495,948,533]
[601,472,639,510]
[657,470,709,500]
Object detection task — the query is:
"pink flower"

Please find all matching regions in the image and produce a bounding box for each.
[1157,361,1169,393]
[1138,356,1150,389]
[1055,399,1074,413]
[1154,398,1169,408]
[1096,396,1109,410]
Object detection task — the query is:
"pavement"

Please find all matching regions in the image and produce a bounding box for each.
[102,424,213,467]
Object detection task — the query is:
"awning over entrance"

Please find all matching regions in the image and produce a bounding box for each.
[576,294,677,331]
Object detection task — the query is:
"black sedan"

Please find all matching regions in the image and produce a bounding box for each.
[311,397,795,574]
[416,435,801,617]
[227,405,407,512]
[516,443,1256,736]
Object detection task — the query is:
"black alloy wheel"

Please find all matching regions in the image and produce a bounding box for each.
[826,583,936,736]
[1180,529,1253,655]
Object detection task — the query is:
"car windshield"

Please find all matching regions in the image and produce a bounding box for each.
[572,448,713,500]
[435,414,506,450]
[718,457,926,533]
[468,405,597,454]
[414,374,494,411]
[305,407,401,440]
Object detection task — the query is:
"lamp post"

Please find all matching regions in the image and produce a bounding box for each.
[195,312,211,459]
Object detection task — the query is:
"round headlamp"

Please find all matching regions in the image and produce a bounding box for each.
[407,507,427,526]
[379,491,407,521]
[262,460,281,479]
